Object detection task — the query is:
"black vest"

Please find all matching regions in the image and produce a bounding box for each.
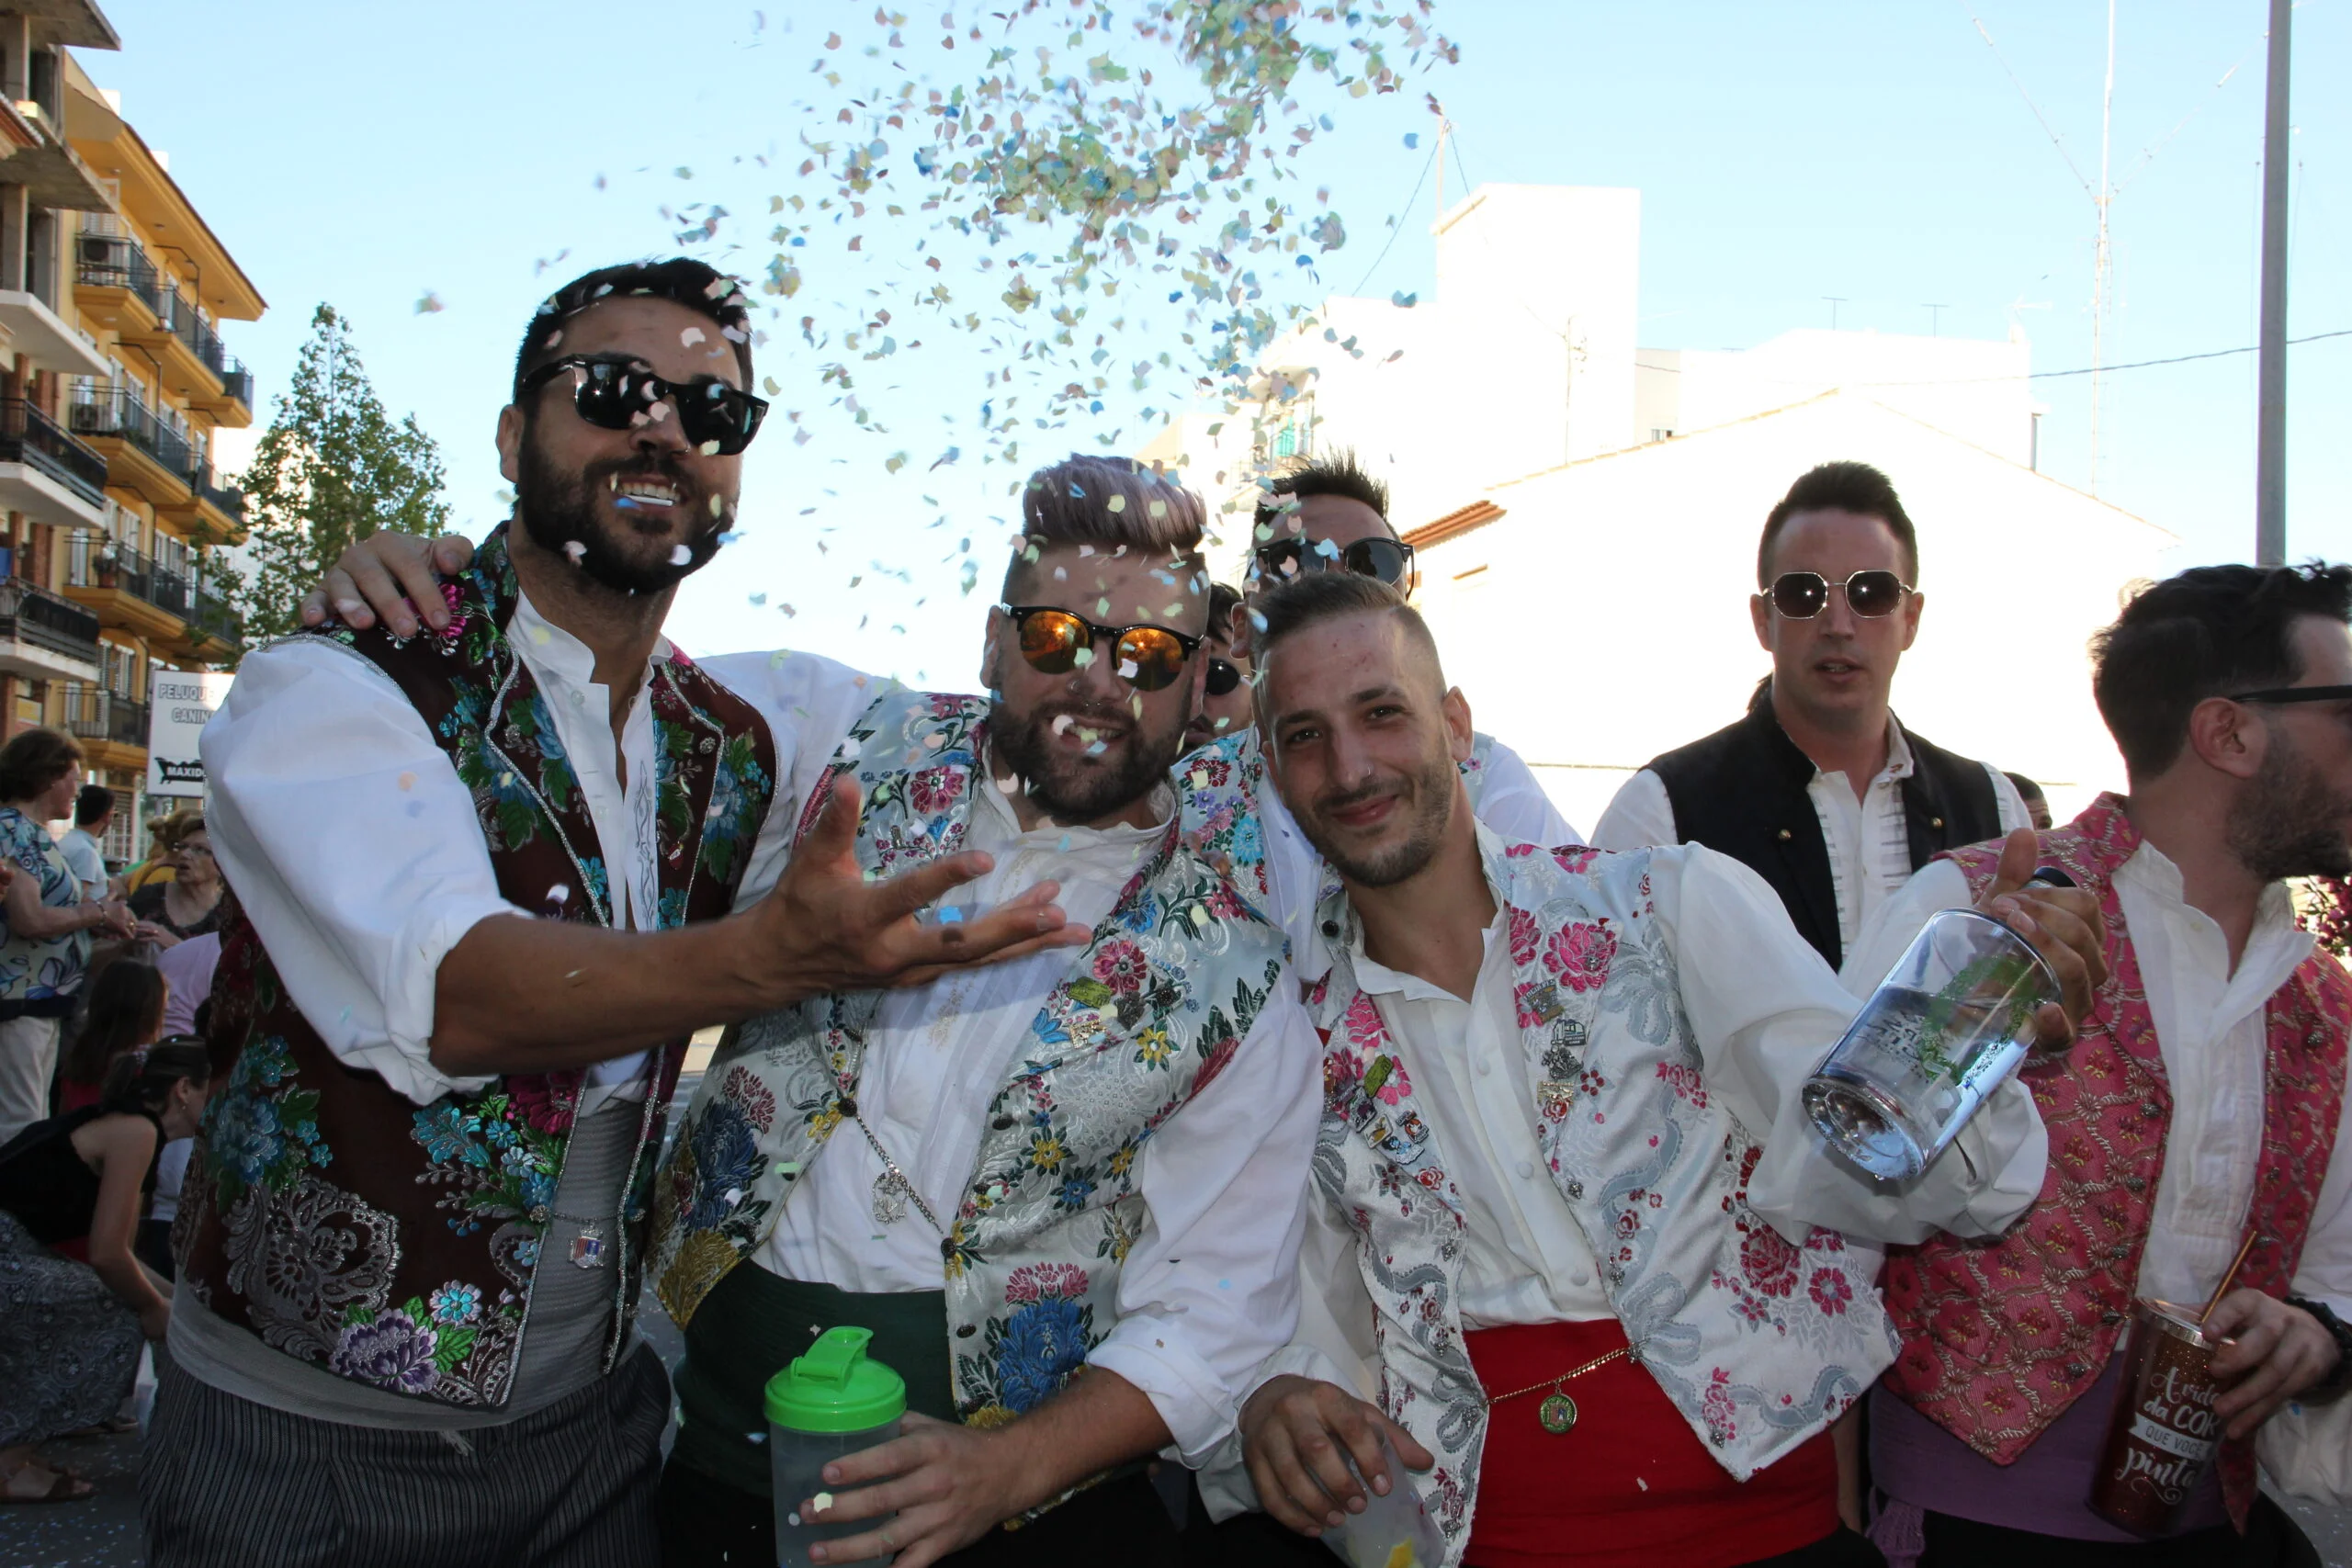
[1645,682,2004,970]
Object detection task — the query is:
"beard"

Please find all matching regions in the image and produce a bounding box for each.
[989,690,1194,823]
[514,422,728,594]
[1295,747,1459,888]
[2227,728,2352,881]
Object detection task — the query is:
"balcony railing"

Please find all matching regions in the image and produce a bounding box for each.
[60,682,147,750]
[190,585,243,650]
[218,363,253,413]
[67,390,198,488]
[194,466,246,528]
[0,577,99,664]
[164,287,227,377]
[74,232,164,318]
[0,398,107,508]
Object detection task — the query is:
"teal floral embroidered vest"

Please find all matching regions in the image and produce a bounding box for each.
[650,687,1288,1430]
[1309,834,1896,1562]
[180,525,777,1408]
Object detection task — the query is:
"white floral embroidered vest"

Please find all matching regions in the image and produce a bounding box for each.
[1311,835,1897,1560]
[650,688,1290,1428]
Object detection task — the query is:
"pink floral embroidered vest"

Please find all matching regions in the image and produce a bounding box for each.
[1880,793,2351,1527]
[1309,832,1895,1562]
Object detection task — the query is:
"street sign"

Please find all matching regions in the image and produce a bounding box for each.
[146,671,232,797]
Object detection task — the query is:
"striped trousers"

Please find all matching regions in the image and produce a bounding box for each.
[141,1344,669,1568]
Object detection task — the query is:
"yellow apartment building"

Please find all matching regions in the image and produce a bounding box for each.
[0,0,259,863]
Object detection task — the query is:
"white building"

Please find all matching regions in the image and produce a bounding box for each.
[1139,183,2177,830]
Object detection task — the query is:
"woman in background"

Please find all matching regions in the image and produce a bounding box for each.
[129,814,222,946]
[53,961,167,1113]
[0,1041,209,1504]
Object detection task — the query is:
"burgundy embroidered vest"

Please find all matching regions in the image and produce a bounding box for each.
[1880,793,2351,1526]
[178,526,777,1408]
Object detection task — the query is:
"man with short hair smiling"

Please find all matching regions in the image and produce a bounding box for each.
[154,261,1086,1567]
[1200,572,2103,1568]
[1853,563,2352,1566]
[1593,461,2028,979]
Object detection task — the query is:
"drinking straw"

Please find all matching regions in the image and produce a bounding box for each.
[2198,1230,2262,1325]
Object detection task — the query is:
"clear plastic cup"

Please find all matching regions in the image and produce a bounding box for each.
[1803,902,2062,1181]
[1314,1427,1446,1568]
[767,1327,906,1568]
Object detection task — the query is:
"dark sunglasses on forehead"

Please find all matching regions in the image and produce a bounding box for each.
[1252,534,1418,593]
[1767,569,1914,620]
[1205,657,1244,697]
[516,355,769,457]
[998,604,1204,693]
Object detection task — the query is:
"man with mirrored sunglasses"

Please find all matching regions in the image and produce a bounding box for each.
[1594,460,2030,981]
[1186,582,1255,752]
[150,261,1092,1568]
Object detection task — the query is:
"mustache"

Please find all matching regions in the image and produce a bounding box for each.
[1315,778,1406,816]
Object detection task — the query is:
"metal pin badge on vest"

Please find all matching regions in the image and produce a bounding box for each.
[1543,1018,1588,1083]
[570,1223,607,1269]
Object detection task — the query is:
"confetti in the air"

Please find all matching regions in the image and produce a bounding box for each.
[413,291,445,315]
[659,0,1455,484]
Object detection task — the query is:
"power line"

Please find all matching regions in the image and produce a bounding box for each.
[1349,140,1440,295]
[1628,326,2352,386]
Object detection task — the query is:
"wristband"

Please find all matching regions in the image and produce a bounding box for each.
[2286,1296,2352,1401]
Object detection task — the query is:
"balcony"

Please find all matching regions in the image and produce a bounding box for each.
[60,682,149,759]
[0,287,110,378]
[193,355,254,429]
[63,532,192,643]
[68,390,196,509]
[0,577,101,683]
[177,584,243,664]
[0,398,107,526]
[74,231,163,329]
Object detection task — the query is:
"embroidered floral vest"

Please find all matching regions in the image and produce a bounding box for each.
[179,526,777,1408]
[650,687,1289,1432]
[1881,794,2351,1527]
[1311,835,1895,1562]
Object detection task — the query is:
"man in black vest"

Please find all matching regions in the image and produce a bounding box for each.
[1590,459,2029,977]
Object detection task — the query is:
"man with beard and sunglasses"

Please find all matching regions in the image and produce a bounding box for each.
[149,261,1091,1568]
[1592,461,2030,982]
[1849,563,2352,1567]
[1193,571,2099,1568]
[628,454,1319,1568]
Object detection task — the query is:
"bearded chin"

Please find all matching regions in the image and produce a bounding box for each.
[514,430,721,594]
[1304,754,1459,889]
[2229,737,2352,882]
[989,696,1193,823]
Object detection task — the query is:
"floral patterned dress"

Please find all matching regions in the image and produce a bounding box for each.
[0,807,88,1018]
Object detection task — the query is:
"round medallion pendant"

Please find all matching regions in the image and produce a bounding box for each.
[1537,1392,1578,1435]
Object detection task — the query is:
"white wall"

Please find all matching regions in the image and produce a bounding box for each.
[1411,392,2176,833]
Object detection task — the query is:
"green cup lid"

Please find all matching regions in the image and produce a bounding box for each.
[763,1326,906,1433]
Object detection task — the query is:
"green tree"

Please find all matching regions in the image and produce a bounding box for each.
[232,303,449,645]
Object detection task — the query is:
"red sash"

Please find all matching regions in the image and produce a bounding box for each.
[1464,1320,1838,1568]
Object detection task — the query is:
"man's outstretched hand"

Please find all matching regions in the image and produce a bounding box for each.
[300,530,473,638]
[1976,827,2109,1051]
[747,775,1091,1001]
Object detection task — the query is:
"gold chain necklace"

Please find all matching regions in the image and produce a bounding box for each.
[1482,1343,1634,1435]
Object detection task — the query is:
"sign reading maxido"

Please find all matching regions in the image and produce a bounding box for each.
[146,671,232,798]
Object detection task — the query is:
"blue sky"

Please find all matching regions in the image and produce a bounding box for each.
[87,0,2349,682]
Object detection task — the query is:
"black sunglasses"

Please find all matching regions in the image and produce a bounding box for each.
[1205,657,1244,697]
[2233,685,2352,705]
[1252,535,1417,593]
[1768,570,1913,620]
[517,355,768,456]
[998,604,1203,693]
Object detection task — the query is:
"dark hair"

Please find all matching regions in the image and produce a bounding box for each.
[1206,582,1243,648]
[74,784,115,827]
[1758,460,1918,588]
[98,1038,209,1118]
[1252,571,1443,688]
[2092,562,2352,780]
[0,727,82,804]
[1253,447,1393,539]
[1001,455,1206,604]
[514,258,754,401]
[63,961,168,1089]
